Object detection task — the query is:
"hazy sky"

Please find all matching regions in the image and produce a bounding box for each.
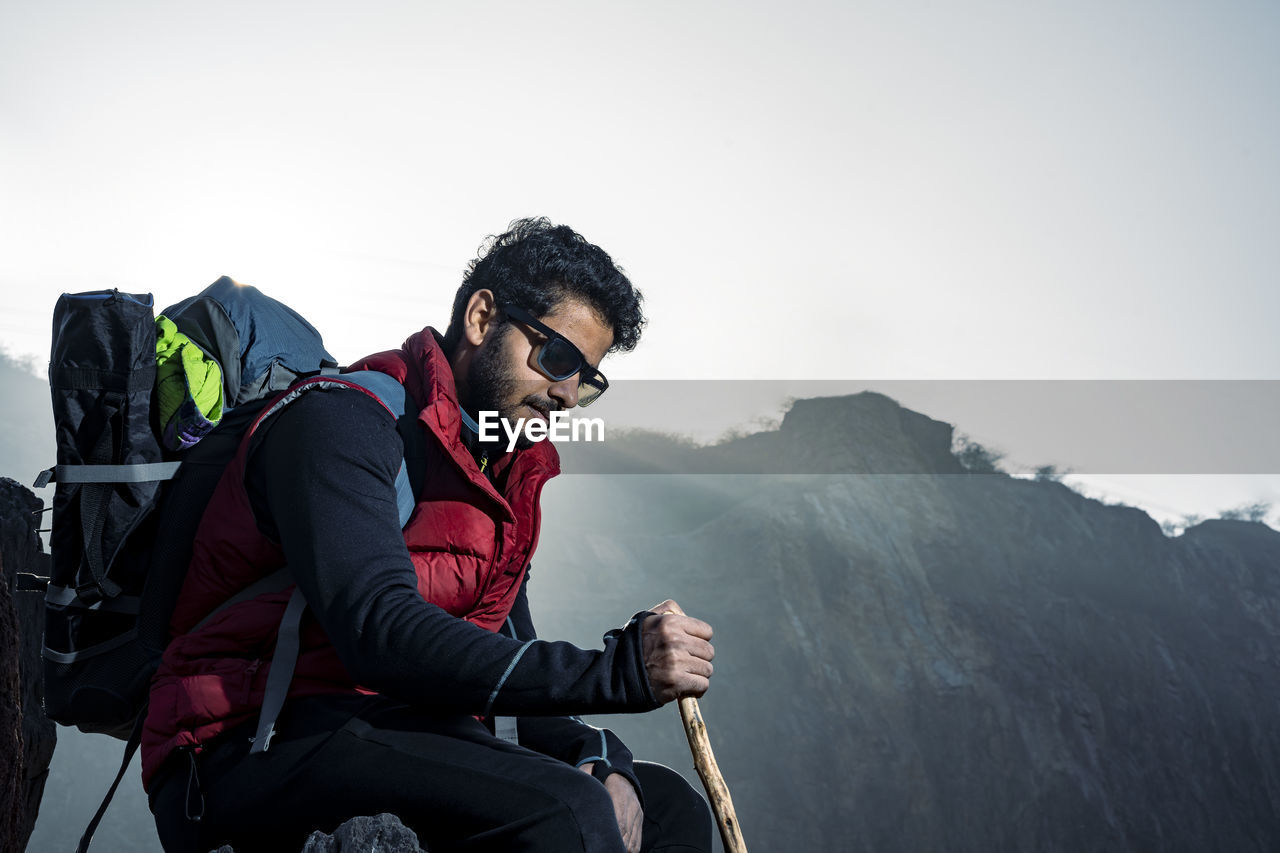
[2,0,1277,522]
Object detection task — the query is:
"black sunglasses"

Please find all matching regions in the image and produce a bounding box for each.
[500,303,609,407]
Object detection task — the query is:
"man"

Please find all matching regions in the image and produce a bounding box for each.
[142,218,716,852]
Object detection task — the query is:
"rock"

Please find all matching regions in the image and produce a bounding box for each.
[0,476,56,853]
[0,543,25,853]
[564,391,966,476]
[300,813,425,852]
[207,813,425,853]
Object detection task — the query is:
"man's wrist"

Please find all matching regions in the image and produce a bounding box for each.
[621,610,660,708]
[607,768,644,804]
[579,761,644,807]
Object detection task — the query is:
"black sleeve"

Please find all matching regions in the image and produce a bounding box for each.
[502,571,644,803]
[245,386,659,718]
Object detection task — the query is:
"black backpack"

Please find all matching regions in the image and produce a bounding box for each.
[27,279,342,851]
[35,278,338,736]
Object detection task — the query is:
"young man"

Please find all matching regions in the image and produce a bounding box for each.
[143,219,716,853]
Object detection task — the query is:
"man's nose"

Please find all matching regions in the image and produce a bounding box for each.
[548,376,579,410]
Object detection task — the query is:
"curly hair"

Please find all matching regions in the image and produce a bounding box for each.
[442,217,645,355]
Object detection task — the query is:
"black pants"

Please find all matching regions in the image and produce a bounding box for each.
[149,696,712,853]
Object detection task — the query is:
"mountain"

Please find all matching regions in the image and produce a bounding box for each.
[0,354,53,487]
[20,390,1280,852]
[532,392,1280,851]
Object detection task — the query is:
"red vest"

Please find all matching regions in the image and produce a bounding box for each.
[141,328,560,787]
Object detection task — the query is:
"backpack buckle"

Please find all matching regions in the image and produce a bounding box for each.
[74,577,122,607]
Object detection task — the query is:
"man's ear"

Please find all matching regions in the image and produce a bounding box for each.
[463,289,499,347]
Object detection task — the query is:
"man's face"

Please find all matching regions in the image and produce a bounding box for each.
[463,297,614,448]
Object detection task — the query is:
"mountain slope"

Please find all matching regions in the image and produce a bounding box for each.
[534,393,1280,851]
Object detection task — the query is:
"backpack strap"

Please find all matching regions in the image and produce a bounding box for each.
[250,586,308,753]
[33,454,181,604]
[340,370,418,525]
[190,567,294,634]
[75,711,146,853]
[75,418,165,604]
[33,456,181,608]
[493,618,522,744]
[42,628,139,665]
[16,572,49,593]
[245,370,418,755]
[36,461,183,487]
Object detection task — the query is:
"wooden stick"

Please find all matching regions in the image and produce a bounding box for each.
[678,695,748,852]
[660,604,747,852]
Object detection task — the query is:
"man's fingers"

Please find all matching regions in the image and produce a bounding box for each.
[688,637,715,662]
[650,611,714,642]
[646,620,714,661]
[676,672,711,699]
[652,672,710,704]
[686,657,713,679]
[651,599,685,616]
[648,600,713,640]
[676,615,713,641]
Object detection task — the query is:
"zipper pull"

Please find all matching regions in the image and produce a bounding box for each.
[479,451,489,474]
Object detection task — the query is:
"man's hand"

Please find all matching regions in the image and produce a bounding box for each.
[580,764,643,853]
[641,599,715,705]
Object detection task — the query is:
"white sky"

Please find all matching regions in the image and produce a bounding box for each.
[2,0,1277,525]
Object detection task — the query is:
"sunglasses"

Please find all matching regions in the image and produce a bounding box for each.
[500,303,609,407]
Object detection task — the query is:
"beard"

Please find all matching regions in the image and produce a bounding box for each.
[461,323,558,450]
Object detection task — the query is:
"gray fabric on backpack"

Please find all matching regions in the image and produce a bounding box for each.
[163,276,336,408]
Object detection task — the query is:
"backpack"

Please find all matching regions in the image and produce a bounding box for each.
[34,277,338,736]
[25,278,423,852]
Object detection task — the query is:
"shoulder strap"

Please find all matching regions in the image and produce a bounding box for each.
[337,370,417,527]
[249,586,308,753]
[248,370,420,755]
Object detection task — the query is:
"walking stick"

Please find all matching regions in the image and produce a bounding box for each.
[678,695,748,852]
[662,607,748,852]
